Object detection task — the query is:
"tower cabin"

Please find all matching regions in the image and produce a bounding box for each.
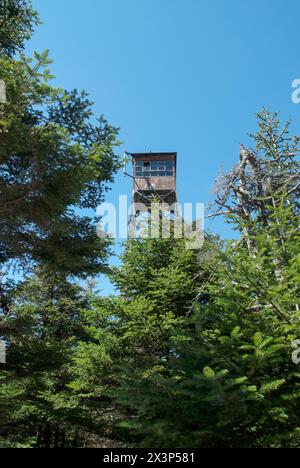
[132,152,177,206]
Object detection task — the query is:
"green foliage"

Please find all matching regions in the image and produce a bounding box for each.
[0,43,120,276]
[0,50,120,275]
[0,270,126,448]
[0,270,90,447]
[110,233,217,355]
[0,0,39,57]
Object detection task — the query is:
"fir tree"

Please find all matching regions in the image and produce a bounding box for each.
[0,0,39,57]
[0,270,90,447]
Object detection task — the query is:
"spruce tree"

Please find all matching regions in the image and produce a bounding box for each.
[0,2,120,277]
[0,270,90,447]
[0,0,39,57]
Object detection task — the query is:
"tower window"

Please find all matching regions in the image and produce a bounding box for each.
[135,161,174,177]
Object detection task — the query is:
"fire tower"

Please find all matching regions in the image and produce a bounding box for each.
[124,152,178,234]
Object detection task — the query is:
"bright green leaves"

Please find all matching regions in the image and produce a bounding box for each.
[260,380,286,395]
[231,326,243,340]
[203,367,215,379]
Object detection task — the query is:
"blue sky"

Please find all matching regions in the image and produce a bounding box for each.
[27,0,300,292]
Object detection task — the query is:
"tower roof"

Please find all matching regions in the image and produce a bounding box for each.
[131,152,177,166]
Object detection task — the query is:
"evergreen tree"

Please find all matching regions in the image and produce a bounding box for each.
[0,0,39,57]
[0,2,120,277]
[111,231,216,355]
[0,51,120,276]
[0,270,90,447]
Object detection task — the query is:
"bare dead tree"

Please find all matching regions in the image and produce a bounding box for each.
[208,109,300,312]
[210,110,300,254]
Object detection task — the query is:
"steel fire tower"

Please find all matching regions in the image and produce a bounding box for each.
[124,152,178,234]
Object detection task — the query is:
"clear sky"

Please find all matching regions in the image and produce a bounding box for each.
[27,0,300,292]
